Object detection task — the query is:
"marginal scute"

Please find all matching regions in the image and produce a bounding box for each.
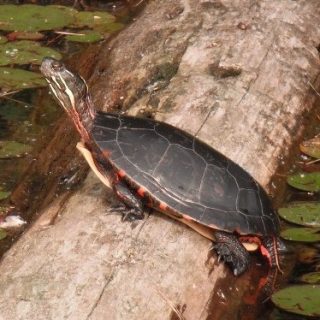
[120,115,155,129]
[155,123,194,149]
[95,112,120,129]
[194,138,228,168]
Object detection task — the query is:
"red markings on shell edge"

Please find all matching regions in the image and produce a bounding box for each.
[117,169,126,178]
[159,202,168,211]
[102,149,111,157]
[137,187,146,197]
[182,214,195,221]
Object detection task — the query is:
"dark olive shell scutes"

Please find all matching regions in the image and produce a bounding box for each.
[92,112,280,237]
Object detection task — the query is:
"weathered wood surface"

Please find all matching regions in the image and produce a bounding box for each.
[0,0,320,319]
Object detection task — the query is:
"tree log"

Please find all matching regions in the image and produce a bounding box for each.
[0,1,319,319]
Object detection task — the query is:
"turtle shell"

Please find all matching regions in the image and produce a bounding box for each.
[91,112,280,237]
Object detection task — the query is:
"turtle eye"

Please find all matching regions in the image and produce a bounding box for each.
[51,60,63,72]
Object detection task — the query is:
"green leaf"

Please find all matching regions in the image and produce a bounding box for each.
[272,285,320,317]
[300,272,320,284]
[0,190,10,200]
[0,140,32,158]
[0,36,7,44]
[0,229,7,240]
[287,172,320,192]
[300,135,320,159]
[65,30,103,43]
[278,202,320,227]
[0,67,46,91]
[71,11,115,29]
[0,5,76,32]
[70,11,123,34]
[0,40,61,66]
[95,22,124,33]
[280,227,320,243]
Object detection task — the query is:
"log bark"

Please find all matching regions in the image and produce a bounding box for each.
[0,0,320,319]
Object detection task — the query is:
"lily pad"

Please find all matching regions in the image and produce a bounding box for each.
[6,31,45,41]
[300,272,320,284]
[281,227,320,243]
[0,36,7,44]
[272,285,320,317]
[0,5,76,32]
[71,11,115,29]
[0,40,61,66]
[0,229,7,240]
[96,22,124,33]
[65,30,103,43]
[287,172,320,192]
[300,135,320,159]
[278,202,320,227]
[0,140,32,158]
[0,67,46,90]
[0,190,10,200]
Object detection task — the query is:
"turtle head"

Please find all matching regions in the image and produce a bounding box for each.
[41,58,95,140]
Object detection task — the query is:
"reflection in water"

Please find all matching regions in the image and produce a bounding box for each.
[205,250,295,320]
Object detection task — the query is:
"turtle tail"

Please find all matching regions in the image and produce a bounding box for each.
[261,236,283,273]
[257,236,283,297]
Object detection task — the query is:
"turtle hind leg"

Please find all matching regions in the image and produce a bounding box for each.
[112,180,145,221]
[213,230,250,276]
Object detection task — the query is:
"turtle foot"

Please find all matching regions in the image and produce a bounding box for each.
[112,180,145,221]
[214,231,250,276]
[111,204,145,222]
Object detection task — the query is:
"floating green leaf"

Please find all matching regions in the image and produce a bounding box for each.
[0,40,61,66]
[0,36,7,44]
[0,189,10,200]
[301,272,320,284]
[0,5,76,32]
[0,67,46,90]
[0,141,32,158]
[300,135,320,159]
[65,30,103,43]
[96,22,124,33]
[272,285,320,317]
[278,202,320,227]
[281,227,320,243]
[287,172,320,192]
[71,11,115,29]
[0,229,7,240]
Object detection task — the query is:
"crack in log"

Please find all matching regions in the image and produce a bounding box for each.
[86,270,115,319]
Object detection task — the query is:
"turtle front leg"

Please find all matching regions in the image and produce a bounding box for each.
[112,180,145,221]
[214,230,250,276]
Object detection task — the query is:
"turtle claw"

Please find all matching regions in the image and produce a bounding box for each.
[112,181,145,221]
[214,242,249,276]
[214,231,250,276]
[111,204,144,222]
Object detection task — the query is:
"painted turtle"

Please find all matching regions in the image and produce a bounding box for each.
[40,58,281,276]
